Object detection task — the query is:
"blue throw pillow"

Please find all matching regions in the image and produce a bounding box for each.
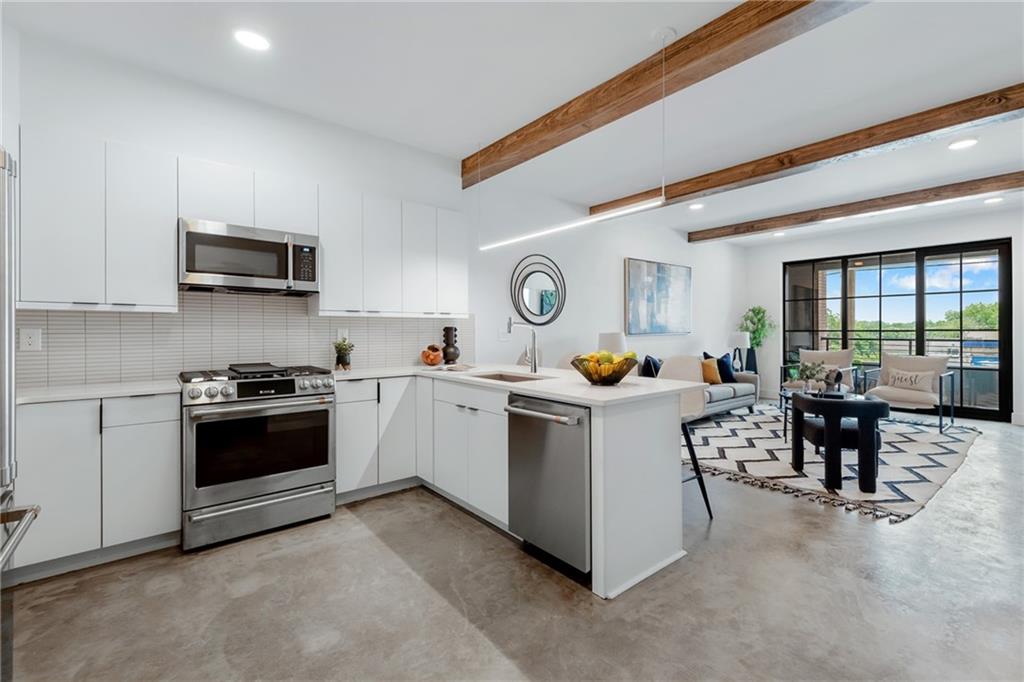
[703,351,737,383]
[640,355,662,378]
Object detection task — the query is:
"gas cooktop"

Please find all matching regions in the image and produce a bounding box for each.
[179,363,333,383]
[178,363,335,404]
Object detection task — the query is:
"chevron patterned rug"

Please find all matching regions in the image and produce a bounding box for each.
[686,404,980,523]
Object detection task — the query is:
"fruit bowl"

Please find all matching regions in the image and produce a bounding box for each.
[570,356,638,386]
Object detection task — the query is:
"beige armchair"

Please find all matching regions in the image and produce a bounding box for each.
[864,353,955,431]
[660,355,760,423]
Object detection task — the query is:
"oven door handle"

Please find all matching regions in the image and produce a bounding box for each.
[0,505,41,569]
[189,397,332,419]
[187,486,333,522]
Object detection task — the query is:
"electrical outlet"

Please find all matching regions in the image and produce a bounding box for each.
[336,328,349,341]
[497,322,511,342]
[19,328,42,352]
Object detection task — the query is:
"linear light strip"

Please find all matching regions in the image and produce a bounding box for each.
[478,198,665,251]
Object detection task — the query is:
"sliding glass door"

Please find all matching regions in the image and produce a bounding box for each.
[783,239,1013,420]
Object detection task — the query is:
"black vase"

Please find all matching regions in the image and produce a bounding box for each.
[745,347,759,374]
[442,327,460,365]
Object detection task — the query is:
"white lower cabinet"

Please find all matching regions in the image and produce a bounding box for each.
[14,400,102,567]
[433,400,467,500]
[466,409,509,525]
[102,419,181,546]
[378,377,416,483]
[336,399,379,493]
[415,377,434,483]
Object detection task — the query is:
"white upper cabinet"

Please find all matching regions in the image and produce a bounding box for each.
[20,128,106,304]
[105,141,178,308]
[178,156,254,226]
[318,184,363,312]
[362,194,403,313]
[436,208,469,315]
[402,201,437,314]
[254,170,318,236]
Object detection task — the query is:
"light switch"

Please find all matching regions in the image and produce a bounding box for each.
[497,322,511,342]
[19,328,42,352]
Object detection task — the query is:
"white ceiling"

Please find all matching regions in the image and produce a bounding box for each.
[4,1,738,159]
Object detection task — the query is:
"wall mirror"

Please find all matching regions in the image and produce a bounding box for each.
[510,254,565,325]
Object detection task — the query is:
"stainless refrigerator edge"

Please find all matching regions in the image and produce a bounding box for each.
[0,144,41,681]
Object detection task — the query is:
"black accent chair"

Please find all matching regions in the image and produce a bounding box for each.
[791,393,890,493]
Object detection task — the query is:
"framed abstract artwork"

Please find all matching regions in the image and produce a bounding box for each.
[624,257,692,335]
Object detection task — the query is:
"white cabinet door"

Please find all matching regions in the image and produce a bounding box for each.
[254,170,318,236]
[14,400,101,566]
[336,400,378,493]
[102,420,180,546]
[20,128,105,304]
[362,195,402,313]
[415,377,434,483]
[466,409,509,524]
[432,400,467,500]
[178,156,254,226]
[105,141,178,307]
[378,377,416,483]
[318,185,363,312]
[401,201,437,314]
[436,208,469,315]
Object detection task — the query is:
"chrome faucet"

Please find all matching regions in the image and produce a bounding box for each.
[507,317,538,373]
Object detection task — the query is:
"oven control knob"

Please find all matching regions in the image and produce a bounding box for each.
[299,380,310,390]
[220,385,235,397]
[204,386,219,398]
[188,387,203,400]
[311,379,323,389]
[323,378,334,388]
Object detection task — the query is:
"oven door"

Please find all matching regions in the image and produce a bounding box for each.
[178,218,319,293]
[184,396,335,510]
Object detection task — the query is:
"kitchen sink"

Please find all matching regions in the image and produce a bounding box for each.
[473,372,550,383]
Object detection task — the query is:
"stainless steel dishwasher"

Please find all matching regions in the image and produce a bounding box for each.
[505,394,591,573]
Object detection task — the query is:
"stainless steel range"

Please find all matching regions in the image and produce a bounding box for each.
[180,363,336,550]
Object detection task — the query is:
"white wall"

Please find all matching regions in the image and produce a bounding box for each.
[470,204,747,368]
[740,208,1023,423]
[15,31,460,208]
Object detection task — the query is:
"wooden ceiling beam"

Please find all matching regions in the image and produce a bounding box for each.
[686,172,1024,243]
[592,82,1024,215]
[460,1,863,189]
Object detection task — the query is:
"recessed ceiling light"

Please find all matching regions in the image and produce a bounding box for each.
[234,29,270,51]
[947,138,977,151]
[984,197,1004,205]
[773,232,786,237]
[688,203,704,211]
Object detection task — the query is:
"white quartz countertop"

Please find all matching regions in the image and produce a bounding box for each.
[15,364,705,408]
[335,364,705,407]
[16,379,180,405]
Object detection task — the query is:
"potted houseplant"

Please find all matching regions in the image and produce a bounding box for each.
[334,337,355,371]
[737,306,776,374]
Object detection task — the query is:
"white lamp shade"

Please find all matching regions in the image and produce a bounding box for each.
[728,332,751,349]
[597,331,627,354]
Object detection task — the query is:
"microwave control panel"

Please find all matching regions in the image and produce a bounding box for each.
[293,245,317,282]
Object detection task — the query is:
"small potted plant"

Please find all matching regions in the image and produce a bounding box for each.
[334,337,355,371]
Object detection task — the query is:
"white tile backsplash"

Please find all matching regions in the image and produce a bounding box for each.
[15,292,474,387]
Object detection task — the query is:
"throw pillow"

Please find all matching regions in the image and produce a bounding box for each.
[701,358,722,384]
[889,368,934,393]
[640,355,663,378]
[703,351,737,383]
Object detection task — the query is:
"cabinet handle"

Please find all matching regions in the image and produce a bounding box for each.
[99,402,103,434]
[466,407,479,412]
[110,302,137,307]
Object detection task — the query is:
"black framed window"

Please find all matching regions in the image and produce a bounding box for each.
[783,239,1012,421]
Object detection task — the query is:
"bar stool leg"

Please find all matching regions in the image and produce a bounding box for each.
[682,425,713,520]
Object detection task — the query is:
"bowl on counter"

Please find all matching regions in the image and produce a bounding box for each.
[570,356,638,386]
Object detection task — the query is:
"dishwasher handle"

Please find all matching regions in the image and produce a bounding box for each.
[504,405,579,426]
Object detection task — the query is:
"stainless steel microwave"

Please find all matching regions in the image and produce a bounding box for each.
[178,218,319,295]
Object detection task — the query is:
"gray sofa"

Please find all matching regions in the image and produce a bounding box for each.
[659,355,760,422]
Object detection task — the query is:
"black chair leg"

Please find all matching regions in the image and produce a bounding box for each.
[682,425,712,520]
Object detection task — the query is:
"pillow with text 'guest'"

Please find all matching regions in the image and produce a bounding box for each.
[888,368,935,393]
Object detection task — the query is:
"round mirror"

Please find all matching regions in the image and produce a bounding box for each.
[510,254,565,325]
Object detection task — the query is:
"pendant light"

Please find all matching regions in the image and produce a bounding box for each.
[478,27,674,251]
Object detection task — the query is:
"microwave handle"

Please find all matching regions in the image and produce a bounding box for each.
[286,234,294,290]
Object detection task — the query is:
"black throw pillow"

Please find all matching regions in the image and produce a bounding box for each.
[703,351,737,383]
[640,355,663,378]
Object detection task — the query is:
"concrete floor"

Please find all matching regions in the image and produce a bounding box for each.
[11,417,1023,681]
